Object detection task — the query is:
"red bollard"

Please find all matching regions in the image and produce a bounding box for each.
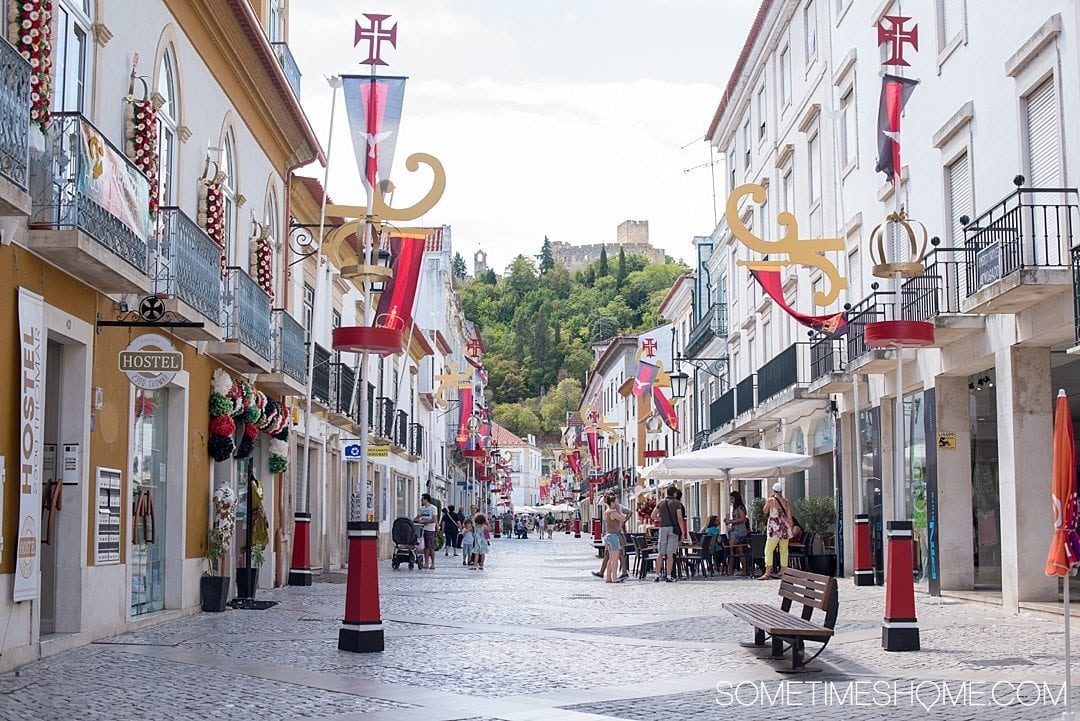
[592,518,604,557]
[882,521,919,651]
[339,521,384,653]
[574,516,581,538]
[494,519,501,538]
[564,519,571,534]
[592,518,602,540]
[854,514,874,586]
[288,512,312,586]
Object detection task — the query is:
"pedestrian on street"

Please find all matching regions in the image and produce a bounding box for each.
[502,510,514,539]
[601,494,627,583]
[472,513,490,570]
[759,482,792,580]
[415,494,438,570]
[545,511,556,538]
[725,491,750,575]
[593,499,630,579]
[461,519,475,567]
[441,504,460,557]
[538,513,547,538]
[651,485,687,582]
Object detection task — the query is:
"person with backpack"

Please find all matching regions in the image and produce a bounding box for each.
[545,511,556,538]
[650,485,687,582]
[441,504,460,557]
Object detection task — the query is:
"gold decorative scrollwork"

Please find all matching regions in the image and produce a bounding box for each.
[725,183,847,308]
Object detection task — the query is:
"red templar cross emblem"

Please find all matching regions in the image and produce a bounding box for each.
[354,13,398,67]
[877,15,918,67]
[466,338,483,358]
[641,338,658,357]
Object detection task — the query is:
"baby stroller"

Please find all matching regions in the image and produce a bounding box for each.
[391,516,423,570]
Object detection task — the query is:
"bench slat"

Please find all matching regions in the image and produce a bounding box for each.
[723,603,834,638]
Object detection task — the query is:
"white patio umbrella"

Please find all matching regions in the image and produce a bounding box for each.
[641,443,813,481]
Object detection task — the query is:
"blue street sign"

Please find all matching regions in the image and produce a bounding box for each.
[344,443,362,459]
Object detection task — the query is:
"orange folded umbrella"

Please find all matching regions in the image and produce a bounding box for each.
[1046,390,1080,577]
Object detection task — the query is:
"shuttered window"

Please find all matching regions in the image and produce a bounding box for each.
[939,0,965,45]
[945,152,972,245]
[1025,78,1061,188]
[848,247,862,302]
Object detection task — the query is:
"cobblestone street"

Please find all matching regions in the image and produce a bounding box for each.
[0,534,1073,720]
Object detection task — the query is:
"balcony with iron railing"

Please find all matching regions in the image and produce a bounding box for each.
[393,410,408,448]
[208,266,272,372]
[28,112,151,292]
[408,422,424,458]
[685,302,728,359]
[375,397,395,439]
[692,429,711,451]
[898,243,985,347]
[310,343,332,406]
[961,186,1078,313]
[735,374,755,416]
[271,42,302,98]
[711,387,736,429]
[153,206,222,339]
[255,309,308,396]
[0,36,31,210]
[844,288,896,374]
[808,332,850,393]
[330,361,357,427]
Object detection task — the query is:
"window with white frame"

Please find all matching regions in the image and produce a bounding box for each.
[53,0,92,112]
[221,131,240,265]
[762,316,772,361]
[782,164,794,214]
[1024,77,1061,188]
[847,247,862,301]
[756,81,767,139]
[944,152,972,245]
[302,282,315,338]
[808,132,822,236]
[729,146,737,192]
[268,0,285,43]
[804,0,817,62]
[156,49,178,206]
[779,45,792,108]
[732,348,740,379]
[743,119,751,170]
[265,192,280,298]
[839,88,856,170]
[938,0,965,49]
[760,196,770,241]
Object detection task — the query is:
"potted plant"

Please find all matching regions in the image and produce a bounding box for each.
[751,497,766,533]
[200,484,235,612]
[793,496,838,575]
[236,543,265,599]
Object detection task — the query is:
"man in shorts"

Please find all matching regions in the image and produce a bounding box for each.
[651,485,687,582]
[415,494,438,570]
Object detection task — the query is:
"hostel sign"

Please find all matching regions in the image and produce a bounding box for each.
[119,334,182,390]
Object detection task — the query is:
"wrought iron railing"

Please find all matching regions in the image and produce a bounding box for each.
[394,410,408,447]
[271,42,302,98]
[845,289,895,365]
[900,244,974,322]
[409,422,424,457]
[757,344,802,403]
[963,187,1078,295]
[311,343,331,404]
[711,388,736,428]
[810,334,845,382]
[334,362,356,417]
[685,302,728,358]
[156,207,221,322]
[375,397,394,438]
[222,267,271,361]
[273,309,307,383]
[365,382,375,429]
[29,112,149,273]
[693,429,711,451]
[735,375,755,416]
[0,38,30,190]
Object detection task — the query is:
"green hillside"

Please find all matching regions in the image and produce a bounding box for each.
[456,240,688,440]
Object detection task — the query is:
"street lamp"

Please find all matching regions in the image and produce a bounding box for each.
[668,369,689,399]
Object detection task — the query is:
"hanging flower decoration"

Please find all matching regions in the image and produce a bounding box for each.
[250,225,275,302]
[212,484,237,548]
[636,497,656,523]
[198,173,227,275]
[207,368,290,473]
[125,96,160,215]
[9,0,53,131]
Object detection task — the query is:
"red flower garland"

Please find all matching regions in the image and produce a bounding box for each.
[9,1,52,131]
[126,98,159,215]
[198,176,227,275]
[250,229,275,302]
[209,414,236,437]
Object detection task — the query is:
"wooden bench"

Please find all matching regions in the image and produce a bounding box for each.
[722,567,838,672]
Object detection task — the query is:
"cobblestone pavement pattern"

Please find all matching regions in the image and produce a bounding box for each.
[0,534,1073,720]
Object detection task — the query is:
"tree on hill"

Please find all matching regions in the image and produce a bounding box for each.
[538,236,555,274]
[452,251,467,279]
[539,378,583,434]
[616,246,627,288]
[598,245,609,276]
[493,403,541,438]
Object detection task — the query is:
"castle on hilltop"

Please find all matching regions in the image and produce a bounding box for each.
[550,220,665,272]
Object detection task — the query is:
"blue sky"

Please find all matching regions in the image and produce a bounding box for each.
[292,0,760,272]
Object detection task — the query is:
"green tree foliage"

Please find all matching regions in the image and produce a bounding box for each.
[452,251,468,279]
[457,249,689,438]
[598,245,609,276]
[493,403,541,438]
[538,236,555,274]
[540,378,584,432]
[616,246,627,288]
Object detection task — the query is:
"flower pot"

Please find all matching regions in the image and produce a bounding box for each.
[200,575,231,612]
[235,568,259,599]
[808,554,837,576]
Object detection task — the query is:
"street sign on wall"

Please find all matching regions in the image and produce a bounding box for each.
[119,334,182,390]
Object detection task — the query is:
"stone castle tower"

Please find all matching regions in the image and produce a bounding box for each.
[474,249,488,277]
[550,219,665,272]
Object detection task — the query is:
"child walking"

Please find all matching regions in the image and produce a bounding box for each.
[471,514,490,570]
[461,519,475,567]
